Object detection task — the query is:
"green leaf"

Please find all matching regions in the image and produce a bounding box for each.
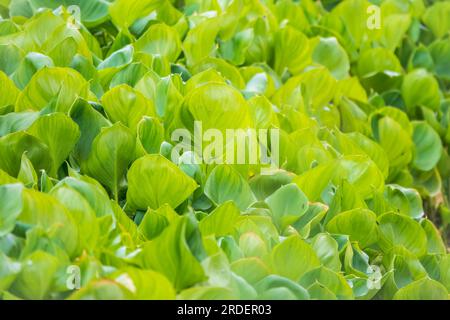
[378,212,428,257]
[299,266,354,300]
[0,252,21,292]
[69,281,134,300]
[402,69,440,112]
[265,183,309,231]
[28,112,80,177]
[0,131,52,177]
[393,277,448,300]
[11,52,54,89]
[127,154,198,210]
[109,0,165,30]
[429,40,450,80]
[371,115,413,168]
[384,184,424,219]
[204,165,256,211]
[136,116,164,155]
[16,67,89,113]
[178,286,235,300]
[101,84,156,132]
[255,275,310,300]
[136,216,205,291]
[411,121,442,171]
[271,235,320,281]
[183,17,220,67]
[19,189,79,257]
[69,98,111,163]
[84,123,135,200]
[17,153,37,188]
[10,251,60,300]
[326,208,378,248]
[230,258,270,286]
[134,23,181,62]
[0,112,39,136]
[137,205,175,240]
[111,267,176,299]
[273,26,310,75]
[50,182,99,251]
[0,70,20,109]
[199,201,241,237]
[0,183,23,236]
[423,1,450,38]
[310,233,342,272]
[357,47,402,77]
[312,37,349,80]
[98,45,133,70]
[181,82,251,132]
[421,219,446,254]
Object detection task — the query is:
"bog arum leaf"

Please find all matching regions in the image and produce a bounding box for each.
[0,131,52,177]
[137,216,205,291]
[421,219,446,254]
[11,52,54,90]
[239,232,268,258]
[27,113,80,177]
[299,266,354,300]
[205,165,256,211]
[0,252,21,292]
[50,183,99,251]
[69,98,112,163]
[372,115,413,168]
[137,204,179,240]
[271,235,320,281]
[378,212,427,257]
[0,169,20,185]
[16,67,89,113]
[0,183,23,236]
[134,23,181,62]
[183,17,220,67]
[393,277,448,300]
[199,201,241,237]
[384,184,424,219]
[111,267,176,299]
[101,84,156,132]
[0,70,20,109]
[310,233,341,272]
[19,188,79,257]
[181,82,251,132]
[326,208,378,248]
[273,26,310,75]
[17,153,37,188]
[359,48,402,76]
[423,1,450,38]
[230,258,270,286]
[98,45,134,70]
[136,116,164,155]
[84,123,135,200]
[402,69,440,112]
[429,40,450,80]
[312,37,349,80]
[127,154,198,210]
[10,251,59,300]
[69,280,134,300]
[109,0,164,30]
[265,183,309,231]
[255,275,310,300]
[411,121,442,171]
[0,112,39,136]
[0,0,448,301]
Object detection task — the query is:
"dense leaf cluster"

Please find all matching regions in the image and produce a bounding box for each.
[0,0,449,300]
